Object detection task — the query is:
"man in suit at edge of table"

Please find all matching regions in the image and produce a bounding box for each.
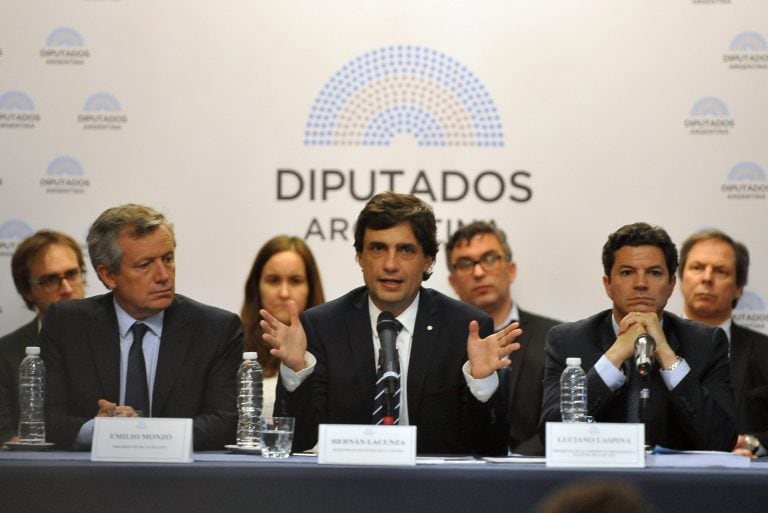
[678,228,768,457]
[40,204,243,450]
[0,230,87,445]
[261,192,522,455]
[445,221,560,455]
[540,222,737,451]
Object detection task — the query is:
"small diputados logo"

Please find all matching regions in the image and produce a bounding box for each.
[684,97,733,135]
[0,91,40,129]
[40,27,90,65]
[40,156,91,194]
[78,93,127,130]
[723,32,767,70]
[734,291,768,334]
[0,220,34,256]
[721,162,766,201]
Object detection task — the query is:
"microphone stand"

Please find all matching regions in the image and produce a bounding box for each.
[383,380,396,426]
[638,363,651,449]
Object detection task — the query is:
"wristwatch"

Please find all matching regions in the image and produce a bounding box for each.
[743,434,760,455]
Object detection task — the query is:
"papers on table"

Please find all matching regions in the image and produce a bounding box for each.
[646,446,751,468]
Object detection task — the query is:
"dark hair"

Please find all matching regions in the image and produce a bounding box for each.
[87,204,175,279]
[679,229,749,308]
[241,236,325,376]
[12,230,86,310]
[536,480,655,513]
[353,192,437,280]
[602,222,677,280]
[444,221,512,271]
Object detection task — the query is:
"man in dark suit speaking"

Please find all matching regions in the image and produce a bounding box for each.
[41,204,242,450]
[541,222,737,451]
[261,192,521,455]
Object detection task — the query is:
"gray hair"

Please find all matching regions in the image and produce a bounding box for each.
[87,204,175,274]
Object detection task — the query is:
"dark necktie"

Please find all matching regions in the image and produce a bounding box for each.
[626,359,640,423]
[372,319,403,425]
[125,322,150,415]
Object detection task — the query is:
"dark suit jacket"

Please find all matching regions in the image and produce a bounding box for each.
[541,310,737,451]
[499,308,560,455]
[730,322,768,447]
[0,319,38,442]
[40,293,243,450]
[276,286,508,455]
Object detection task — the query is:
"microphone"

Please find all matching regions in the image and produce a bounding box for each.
[634,334,656,377]
[376,312,401,395]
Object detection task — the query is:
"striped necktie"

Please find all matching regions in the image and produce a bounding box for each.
[372,319,403,425]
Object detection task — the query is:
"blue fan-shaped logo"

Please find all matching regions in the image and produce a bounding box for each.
[735,291,766,312]
[0,91,35,111]
[690,97,730,117]
[83,93,122,112]
[47,156,84,176]
[730,32,768,52]
[728,162,765,181]
[46,27,85,47]
[0,220,34,240]
[304,46,504,147]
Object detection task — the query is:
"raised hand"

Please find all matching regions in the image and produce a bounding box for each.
[260,301,308,372]
[466,320,522,379]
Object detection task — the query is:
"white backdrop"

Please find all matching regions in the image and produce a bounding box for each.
[1,0,766,336]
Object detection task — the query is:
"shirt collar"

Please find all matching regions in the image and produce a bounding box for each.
[719,317,732,341]
[497,302,520,331]
[113,298,165,338]
[367,291,420,337]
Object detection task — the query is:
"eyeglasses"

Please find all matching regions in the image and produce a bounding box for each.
[29,268,84,293]
[450,253,506,276]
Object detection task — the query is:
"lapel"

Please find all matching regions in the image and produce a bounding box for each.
[729,323,750,412]
[345,290,377,408]
[406,289,439,422]
[504,311,527,404]
[89,294,121,402]
[152,297,192,416]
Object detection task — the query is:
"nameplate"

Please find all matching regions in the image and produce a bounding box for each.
[317,424,417,466]
[545,422,645,468]
[91,417,193,463]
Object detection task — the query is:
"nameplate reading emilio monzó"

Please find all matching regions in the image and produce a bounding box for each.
[318,424,416,466]
[91,417,193,463]
[545,422,645,468]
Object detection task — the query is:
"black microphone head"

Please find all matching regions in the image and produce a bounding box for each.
[377,311,398,335]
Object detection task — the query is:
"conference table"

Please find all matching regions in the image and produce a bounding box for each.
[1,450,766,513]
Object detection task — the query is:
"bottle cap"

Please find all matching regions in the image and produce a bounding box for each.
[242,352,258,360]
[25,346,41,356]
[565,357,581,366]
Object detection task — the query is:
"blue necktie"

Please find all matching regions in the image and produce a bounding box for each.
[125,322,150,415]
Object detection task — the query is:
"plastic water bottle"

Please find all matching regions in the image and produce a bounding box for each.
[18,346,46,443]
[236,352,263,448]
[560,357,587,423]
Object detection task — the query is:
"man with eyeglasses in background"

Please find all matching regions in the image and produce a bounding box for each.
[446,221,560,455]
[0,230,86,445]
